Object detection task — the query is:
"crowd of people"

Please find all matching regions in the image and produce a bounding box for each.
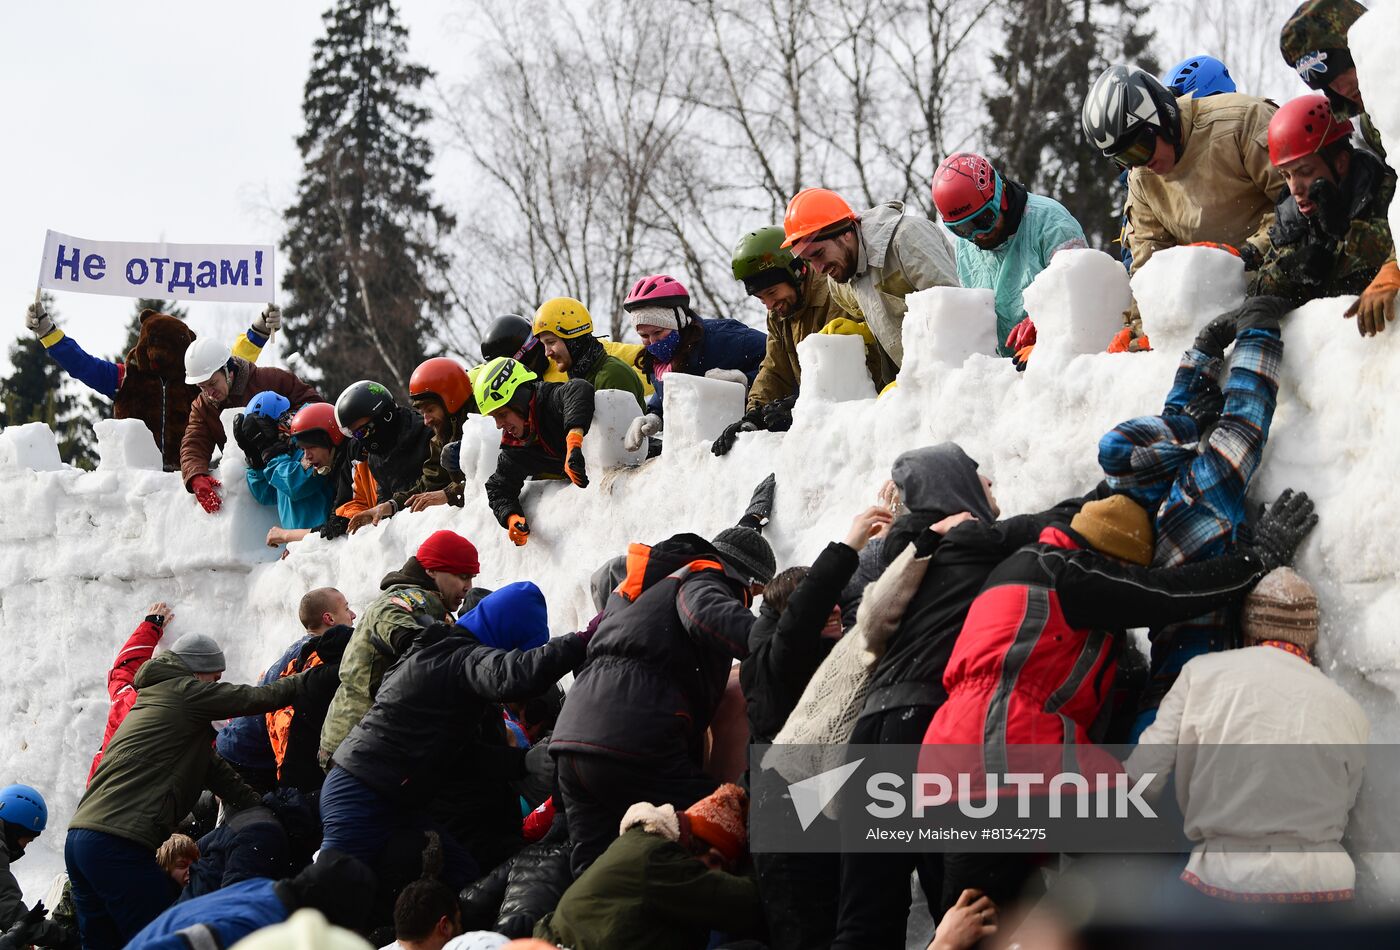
[1,2,1390,947]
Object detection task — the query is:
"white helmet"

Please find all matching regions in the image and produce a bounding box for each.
[184,337,232,384]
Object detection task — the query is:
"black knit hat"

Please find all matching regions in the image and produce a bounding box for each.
[712,527,776,585]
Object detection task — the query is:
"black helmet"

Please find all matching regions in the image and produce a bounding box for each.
[481,313,549,377]
[1082,65,1183,163]
[334,380,397,439]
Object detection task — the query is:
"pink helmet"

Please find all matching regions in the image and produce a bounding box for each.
[623,274,689,313]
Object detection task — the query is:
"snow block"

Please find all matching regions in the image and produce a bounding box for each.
[901,286,998,375]
[1132,245,1245,354]
[0,422,64,472]
[662,372,745,447]
[1023,249,1131,366]
[95,419,164,471]
[795,334,876,403]
[586,389,647,469]
[455,414,503,487]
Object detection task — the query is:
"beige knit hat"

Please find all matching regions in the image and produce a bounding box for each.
[1243,567,1320,650]
[1070,495,1154,566]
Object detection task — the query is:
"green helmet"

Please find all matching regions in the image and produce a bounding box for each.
[475,356,537,415]
[731,226,805,295]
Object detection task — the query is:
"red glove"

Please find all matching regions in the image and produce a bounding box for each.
[1005,317,1036,352]
[564,429,588,488]
[507,514,530,547]
[522,796,556,843]
[191,475,223,513]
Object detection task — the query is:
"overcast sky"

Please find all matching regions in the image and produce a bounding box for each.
[0,1,1312,376]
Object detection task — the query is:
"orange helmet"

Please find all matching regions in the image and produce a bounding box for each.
[781,187,858,250]
[409,357,473,414]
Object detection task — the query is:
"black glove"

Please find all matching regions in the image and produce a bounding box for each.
[761,395,797,432]
[1236,242,1264,271]
[0,902,47,950]
[1308,177,1351,241]
[742,472,777,527]
[711,417,759,456]
[246,413,293,464]
[1193,315,1237,358]
[1181,381,1224,431]
[231,414,265,470]
[1245,488,1318,572]
[1235,296,1289,334]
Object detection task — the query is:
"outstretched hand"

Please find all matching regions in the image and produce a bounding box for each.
[929,889,997,950]
[145,602,174,626]
[844,506,894,551]
[1250,489,1318,572]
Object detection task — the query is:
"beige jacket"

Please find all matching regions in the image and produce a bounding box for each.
[827,202,959,375]
[1128,645,1368,901]
[1126,93,1283,279]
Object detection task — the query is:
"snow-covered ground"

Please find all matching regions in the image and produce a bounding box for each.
[5,241,1399,901]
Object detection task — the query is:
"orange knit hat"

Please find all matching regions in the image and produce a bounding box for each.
[684,783,749,865]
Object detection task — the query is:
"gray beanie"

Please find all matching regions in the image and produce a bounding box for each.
[712,527,776,585]
[170,633,226,673]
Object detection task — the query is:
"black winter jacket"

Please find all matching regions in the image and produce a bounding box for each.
[741,542,860,745]
[861,495,1095,722]
[485,379,595,526]
[551,541,755,765]
[460,832,573,939]
[357,405,435,507]
[333,627,586,803]
[278,625,352,794]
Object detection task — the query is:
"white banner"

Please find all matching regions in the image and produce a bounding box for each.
[37,230,275,304]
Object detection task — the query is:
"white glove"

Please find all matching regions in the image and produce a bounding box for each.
[704,368,748,386]
[252,305,282,337]
[25,302,54,338]
[624,413,662,451]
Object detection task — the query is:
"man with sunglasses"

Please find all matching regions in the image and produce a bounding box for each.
[181,336,321,514]
[331,380,435,534]
[1083,65,1282,345]
[932,152,1086,359]
[780,187,958,385]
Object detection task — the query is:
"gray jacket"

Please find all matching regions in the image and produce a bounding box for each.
[828,202,959,373]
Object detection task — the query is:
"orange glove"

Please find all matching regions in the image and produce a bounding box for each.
[564,429,588,488]
[1106,327,1152,354]
[1013,343,1035,369]
[507,514,530,546]
[1186,241,1240,257]
[1345,260,1400,337]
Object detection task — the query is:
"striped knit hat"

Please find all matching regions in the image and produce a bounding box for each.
[1243,567,1319,650]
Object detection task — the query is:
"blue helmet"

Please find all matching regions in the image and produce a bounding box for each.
[246,390,292,420]
[1165,56,1236,98]
[0,784,47,835]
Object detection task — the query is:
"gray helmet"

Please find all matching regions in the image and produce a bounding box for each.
[1082,64,1183,158]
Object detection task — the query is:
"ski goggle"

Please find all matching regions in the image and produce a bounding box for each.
[1109,127,1158,168]
[943,175,1004,239]
[513,335,540,362]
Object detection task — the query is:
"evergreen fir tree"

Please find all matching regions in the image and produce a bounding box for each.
[280,0,455,401]
[0,294,98,468]
[982,0,1157,248]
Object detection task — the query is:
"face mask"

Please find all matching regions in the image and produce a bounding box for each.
[646,330,682,362]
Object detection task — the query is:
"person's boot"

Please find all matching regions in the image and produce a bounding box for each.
[738,473,776,531]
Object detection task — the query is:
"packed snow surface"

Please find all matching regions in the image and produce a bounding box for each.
[3,246,1400,899]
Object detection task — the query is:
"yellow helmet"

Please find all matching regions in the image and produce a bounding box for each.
[532,297,594,339]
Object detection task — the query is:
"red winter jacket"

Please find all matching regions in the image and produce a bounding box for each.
[923,525,1269,780]
[87,620,165,784]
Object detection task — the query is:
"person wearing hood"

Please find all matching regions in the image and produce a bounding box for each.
[780,187,959,383]
[125,850,375,950]
[550,528,775,877]
[320,531,489,767]
[531,297,645,412]
[621,274,767,452]
[1251,95,1394,313]
[1,784,75,949]
[321,583,588,886]
[65,635,309,949]
[1097,297,1289,734]
[180,330,322,514]
[330,381,437,534]
[22,302,276,472]
[398,357,477,513]
[932,152,1087,361]
[236,391,338,532]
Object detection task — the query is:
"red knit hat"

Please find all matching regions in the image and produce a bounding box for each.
[416,530,480,576]
[684,784,748,865]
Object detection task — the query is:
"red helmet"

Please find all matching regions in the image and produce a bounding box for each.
[1269,94,1353,167]
[289,402,345,448]
[932,152,999,221]
[623,274,689,313]
[409,356,473,415]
